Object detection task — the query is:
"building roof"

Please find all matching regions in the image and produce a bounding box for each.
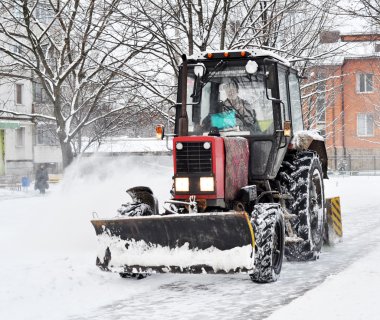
[83,137,170,154]
[316,12,380,66]
[317,33,380,66]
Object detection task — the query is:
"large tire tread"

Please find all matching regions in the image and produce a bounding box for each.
[250,203,285,283]
[277,151,325,262]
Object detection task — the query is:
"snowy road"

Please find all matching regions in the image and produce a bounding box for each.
[1,156,380,320]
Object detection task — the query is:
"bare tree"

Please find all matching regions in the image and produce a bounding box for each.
[115,0,341,121]
[0,0,156,168]
[335,0,380,31]
[0,0,345,170]
[129,1,338,64]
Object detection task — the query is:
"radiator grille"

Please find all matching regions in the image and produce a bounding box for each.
[176,142,212,173]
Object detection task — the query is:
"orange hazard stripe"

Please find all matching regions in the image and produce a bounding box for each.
[332,220,343,236]
[327,197,343,237]
[331,207,342,223]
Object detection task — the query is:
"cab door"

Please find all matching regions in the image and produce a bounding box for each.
[246,60,292,181]
[270,65,292,177]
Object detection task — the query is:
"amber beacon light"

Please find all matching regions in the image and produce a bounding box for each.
[155,124,165,140]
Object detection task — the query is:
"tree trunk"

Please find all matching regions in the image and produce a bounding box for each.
[187,0,194,55]
[220,0,229,50]
[53,89,74,169]
[60,140,74,169]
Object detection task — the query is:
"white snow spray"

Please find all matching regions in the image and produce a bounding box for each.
[24,154,173,253]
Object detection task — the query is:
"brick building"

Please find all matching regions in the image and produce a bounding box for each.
[304,33,380,172]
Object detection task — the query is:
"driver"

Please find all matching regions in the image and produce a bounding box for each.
[220,81,261,133]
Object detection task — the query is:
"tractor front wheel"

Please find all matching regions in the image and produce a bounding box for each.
[250,203,285,283]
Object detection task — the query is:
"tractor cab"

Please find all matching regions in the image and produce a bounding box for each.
[174,50,304,181]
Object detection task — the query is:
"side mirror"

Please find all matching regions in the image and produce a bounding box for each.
[155,124,165,140]
[194,63,206,77]
[283,120,292,137]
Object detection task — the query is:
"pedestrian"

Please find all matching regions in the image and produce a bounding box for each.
[35,164,49,194]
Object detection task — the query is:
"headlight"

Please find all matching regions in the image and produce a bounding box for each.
[200,177,214,192]
[203,142,211,150]
[175,177,189,192]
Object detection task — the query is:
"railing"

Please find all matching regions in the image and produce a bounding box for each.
[0,175,22,190]
[328,155,380,175]
[0,173,34,190]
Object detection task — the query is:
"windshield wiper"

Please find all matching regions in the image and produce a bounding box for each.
[191,60,227,101]
[202,60,227,86]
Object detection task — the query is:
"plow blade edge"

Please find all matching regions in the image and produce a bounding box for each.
[91,211,255,274]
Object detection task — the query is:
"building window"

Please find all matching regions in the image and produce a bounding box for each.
[357,113,374,137]
[37,124,59,146]
[316,80,326,123]
[34,82,48,103]
[36,2,51,24]
[16,127,25,146]
[356,73,373,93]
[15,84,23,104]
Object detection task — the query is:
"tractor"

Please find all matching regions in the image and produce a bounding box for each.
[91,49,334,283]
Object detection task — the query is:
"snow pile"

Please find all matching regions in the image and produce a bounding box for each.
[292,130,324,150]
[83,137,170,153]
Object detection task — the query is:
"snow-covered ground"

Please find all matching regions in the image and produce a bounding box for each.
[267,243,380,320]
[1,156,380,320]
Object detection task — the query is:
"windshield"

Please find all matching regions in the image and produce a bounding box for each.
[186,63,274,136]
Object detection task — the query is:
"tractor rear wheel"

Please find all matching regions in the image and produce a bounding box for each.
[250,203,285,283]
[277,151,325,261]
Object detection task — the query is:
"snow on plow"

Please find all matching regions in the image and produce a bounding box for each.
[91,211,255,274]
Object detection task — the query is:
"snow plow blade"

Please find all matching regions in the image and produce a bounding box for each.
[325,196,343,244]
[91,211,255,274]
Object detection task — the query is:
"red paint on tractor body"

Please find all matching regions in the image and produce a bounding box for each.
[173,136,225,200]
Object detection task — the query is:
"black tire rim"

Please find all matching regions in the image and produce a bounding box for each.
[309,168,324,247]
[272,217,284,273]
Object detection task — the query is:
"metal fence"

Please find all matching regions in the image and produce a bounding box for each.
[328,155,380,175]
